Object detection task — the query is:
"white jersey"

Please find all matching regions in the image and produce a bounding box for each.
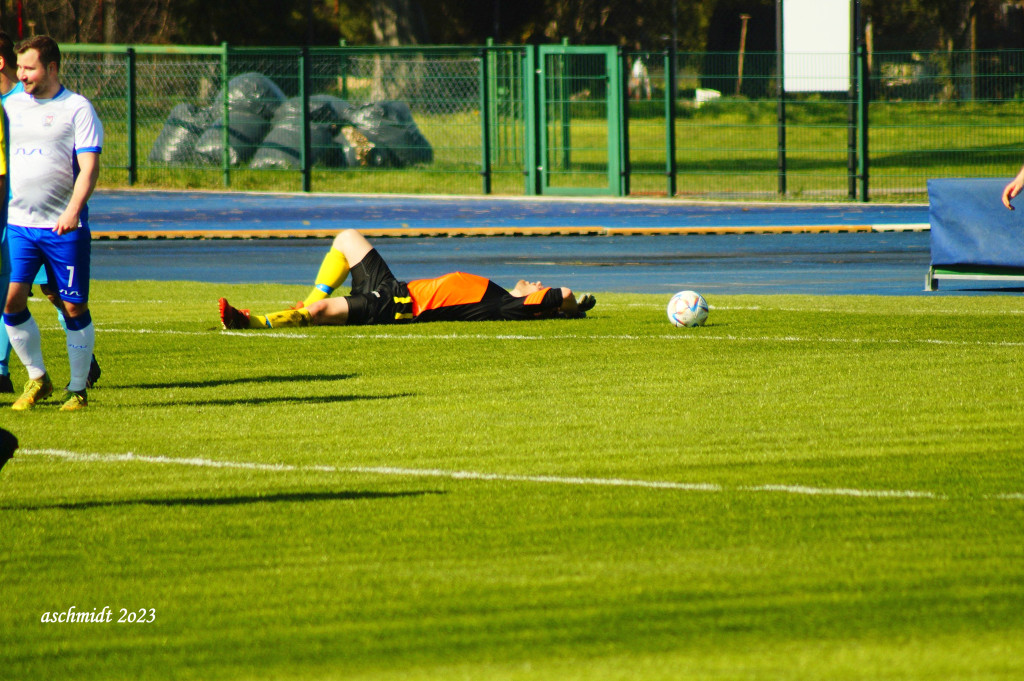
[4,85,103,229]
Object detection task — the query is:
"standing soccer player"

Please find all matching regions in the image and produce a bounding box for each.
[0,32,15,394]
[0,32,101,396]
[2,36,102,411]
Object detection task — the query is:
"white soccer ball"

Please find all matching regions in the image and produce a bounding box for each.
[667,290,709,327]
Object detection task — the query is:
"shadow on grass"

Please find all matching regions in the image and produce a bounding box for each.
[143,393,415,408]
[134,373,358,390]
[4,489,445,511]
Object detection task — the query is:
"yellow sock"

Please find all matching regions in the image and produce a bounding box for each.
[303,248,350,307]
[252,308,313,328]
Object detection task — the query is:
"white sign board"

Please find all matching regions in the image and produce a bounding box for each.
[783,0,851,92]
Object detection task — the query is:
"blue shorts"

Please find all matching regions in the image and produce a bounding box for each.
[6,225,91,303]
[2,229,52,288]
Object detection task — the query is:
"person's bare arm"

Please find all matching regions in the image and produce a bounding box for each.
[558,289,596,318]
[1002,164,1024,210]
[558,288,578,314]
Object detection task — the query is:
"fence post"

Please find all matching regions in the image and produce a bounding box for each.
[220,42,230,188]
[664,48,677,198]
[479,47,492,194]
[524,44,540,195]
[620,49,631,197]
[485,38,499,167]
[126,47,137,186]
[856,6,870,202]
[300,46,312,192]
[776,1,787,197]
[560,39,571,172]
[847,0,857,200]
[339,41,349,100]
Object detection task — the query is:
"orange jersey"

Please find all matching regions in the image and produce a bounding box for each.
[405,272,563,322]
[407,272,492,316]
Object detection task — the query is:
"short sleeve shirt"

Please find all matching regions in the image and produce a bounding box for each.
[408,273,565,322]
[4,85,103,228]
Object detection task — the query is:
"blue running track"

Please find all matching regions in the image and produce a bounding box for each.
[85,190,1002,296]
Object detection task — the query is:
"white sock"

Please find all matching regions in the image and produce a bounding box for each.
[5,314,47,380]
[66,322,95,393]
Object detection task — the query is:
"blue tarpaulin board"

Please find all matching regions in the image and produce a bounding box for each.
[928,178,1024,268]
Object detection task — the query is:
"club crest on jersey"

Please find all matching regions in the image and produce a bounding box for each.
[43,115,55,127]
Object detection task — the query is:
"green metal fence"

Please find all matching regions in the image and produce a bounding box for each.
[533,45,623,196]
[867,49,1024,199]
[56,43,1024,202]
[664,50,863,200]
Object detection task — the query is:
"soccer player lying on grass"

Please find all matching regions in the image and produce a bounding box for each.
[219,229,596,329]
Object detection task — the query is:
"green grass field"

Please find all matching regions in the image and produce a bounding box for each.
[2,281,1024,680]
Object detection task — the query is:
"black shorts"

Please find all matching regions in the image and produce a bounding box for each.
[344,249,413,326]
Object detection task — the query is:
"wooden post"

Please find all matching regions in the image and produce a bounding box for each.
[737,14,751,96]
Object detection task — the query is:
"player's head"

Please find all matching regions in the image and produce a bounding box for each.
[0,32,16,72]
[510,280,544,297]
[16,35,61,97]
[17,34,60,71]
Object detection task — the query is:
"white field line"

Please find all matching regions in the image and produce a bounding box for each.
[103,300,299,306]
[95,300,1024,317]
[712,304,1024,316]
[93,326,1024,348]
[16,448,993,501]
[553,302,1024,318]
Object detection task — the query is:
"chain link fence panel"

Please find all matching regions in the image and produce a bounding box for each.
[56,45,1024,201]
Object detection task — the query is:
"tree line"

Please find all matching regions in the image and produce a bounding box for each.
[0,0,1020,51]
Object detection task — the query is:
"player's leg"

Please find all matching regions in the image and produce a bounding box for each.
[42,227,93,410]
[39,275,101,388]
[335,229,376,265]
[218,298,308,329]
[300,230,379,307]
[301,231,353,307]
[0,235,12,393]
[220,231,383,329]
[248,304,313,329]
[3,227,52,409]
[219,296,352,329]
[4,278,52,409]
[35,266,68,333]
[305,297,352,325]
[60,299,92,410]
[0,277,11,393]
[255,297,352,327]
